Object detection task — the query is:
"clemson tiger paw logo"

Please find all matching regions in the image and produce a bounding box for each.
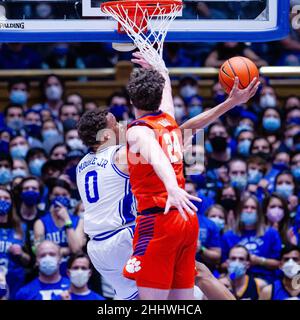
[125,258,141,273]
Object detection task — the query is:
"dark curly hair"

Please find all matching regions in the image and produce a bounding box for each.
[127,68,165,111]
[77,109,108,148]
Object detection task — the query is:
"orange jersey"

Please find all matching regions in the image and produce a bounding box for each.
[127,111,185,213]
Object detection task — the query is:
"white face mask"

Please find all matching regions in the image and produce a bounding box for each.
[260,94,276,108]
[180,85,198,99]
[70,269,90,288]
[67,138,85,151]
[46,85,62,101]
[281,259,300,279]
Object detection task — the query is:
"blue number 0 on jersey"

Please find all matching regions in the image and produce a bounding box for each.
[85,170,100,203]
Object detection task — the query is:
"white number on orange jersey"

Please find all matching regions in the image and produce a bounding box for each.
[163,132,183,163]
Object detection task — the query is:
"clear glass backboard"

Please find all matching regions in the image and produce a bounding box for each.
[0,0,290,42]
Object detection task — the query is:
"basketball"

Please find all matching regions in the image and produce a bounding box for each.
[219,56,259,94]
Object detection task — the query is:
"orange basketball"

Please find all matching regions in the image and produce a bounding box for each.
[219,56,259,94]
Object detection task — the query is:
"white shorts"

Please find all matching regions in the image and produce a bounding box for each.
[87,226,138,300]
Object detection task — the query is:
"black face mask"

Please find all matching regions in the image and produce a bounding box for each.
[210,136,228,153]
[253,151,270,161]
[219,198,237,211]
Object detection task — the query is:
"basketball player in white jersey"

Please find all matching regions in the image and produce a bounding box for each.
[76,52,259,300]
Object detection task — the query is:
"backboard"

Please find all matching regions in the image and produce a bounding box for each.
[0,0,290,43]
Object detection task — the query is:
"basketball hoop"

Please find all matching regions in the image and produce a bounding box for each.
[101,0,183,72]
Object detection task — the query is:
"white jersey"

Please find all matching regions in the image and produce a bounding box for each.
[76,145,136,239]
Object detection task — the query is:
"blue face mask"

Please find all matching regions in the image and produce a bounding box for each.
[238,140,251,157]
[51,195,71,209]
[188,105,202,118]
[0,168,12,185]
[29,159,46,177]
[9,90,28,105]
[292,167,300,182]
[273,162,289,172]
[0,199,12,216]
[10,145,28,159]
[7,119,24,132]
[228,260,247,280]
[241,211,258,226]
[21,190,40,206]
[42,129,60,141]
[39,255,59,276]
[12,168,27,179]
[234,124,253,138]
[287,117,300,125]
[209,217,225,231]
[248,169,263,185]
[263,117,281,132]
[276,183,294,199]
[231,175,247,190]
[25,124,42,137]
[109,104,128,121]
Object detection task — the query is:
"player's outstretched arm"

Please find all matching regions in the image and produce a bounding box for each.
[127,125,201,220]
[180,77,260,132]
[195,262,236,300]
[131,52,175,118]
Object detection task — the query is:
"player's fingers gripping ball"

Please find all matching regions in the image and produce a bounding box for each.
[219,56,259,94]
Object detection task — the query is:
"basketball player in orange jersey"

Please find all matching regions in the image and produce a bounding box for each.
[123,52,260,300]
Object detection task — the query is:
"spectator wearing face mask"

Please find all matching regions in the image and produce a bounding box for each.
[246,156,267,196]
[107,91,132,122]
[185,183,221,268]
[15,240,70,300]
[25,148,47,178]
[0,154,13,186]
[250,136,272,162]
[50,143,68,161]
[41,120,63,154]
[220,245,267,300]
[15,177,45,262]
[3,104,25,136]
[0,187,30,299]
[281,123,300,152]
[12,159,28,180]
[9,136,29,161]
[66,93,84,115]
[236,129,255,158]
[263,194,290,245]
[284,96,300,113]
[173,95,188,125]
[206,204,227,234]
[59,103,81,133]
[259,86,278,110]
[33,179,84,276]
[206,123,231,171]
[65,129,86,152]
[24,109,43,148]
[260,246,300,300]
[216,185,240,231]
[260,107,282,152]
[221,195,282,283]
[7,78,30,111]
[33,75,64,118]
[285,107,300,127]
[187,95,203,119]
[274,171,298,215]
[178,76,199,104]
[291,151,300,185]
[52,253,105,301]
[228,159,248,192]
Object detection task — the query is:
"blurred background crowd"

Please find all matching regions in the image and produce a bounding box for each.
[0,0,300,302]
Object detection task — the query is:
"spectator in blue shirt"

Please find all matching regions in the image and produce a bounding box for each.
[15,240,70,300]
[260,245,300,300]
[52,253,105,301]
[221,194,282,283]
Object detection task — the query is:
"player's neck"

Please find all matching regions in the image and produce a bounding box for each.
[134,108,160,119]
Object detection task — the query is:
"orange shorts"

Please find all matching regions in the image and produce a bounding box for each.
[123,209,199,290]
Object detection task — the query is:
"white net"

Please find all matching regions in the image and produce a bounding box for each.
[101,1,182,73]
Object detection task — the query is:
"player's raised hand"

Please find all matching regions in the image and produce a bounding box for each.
[131,51,152,69]
[164,186,202,221]
[228,76,260,105]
